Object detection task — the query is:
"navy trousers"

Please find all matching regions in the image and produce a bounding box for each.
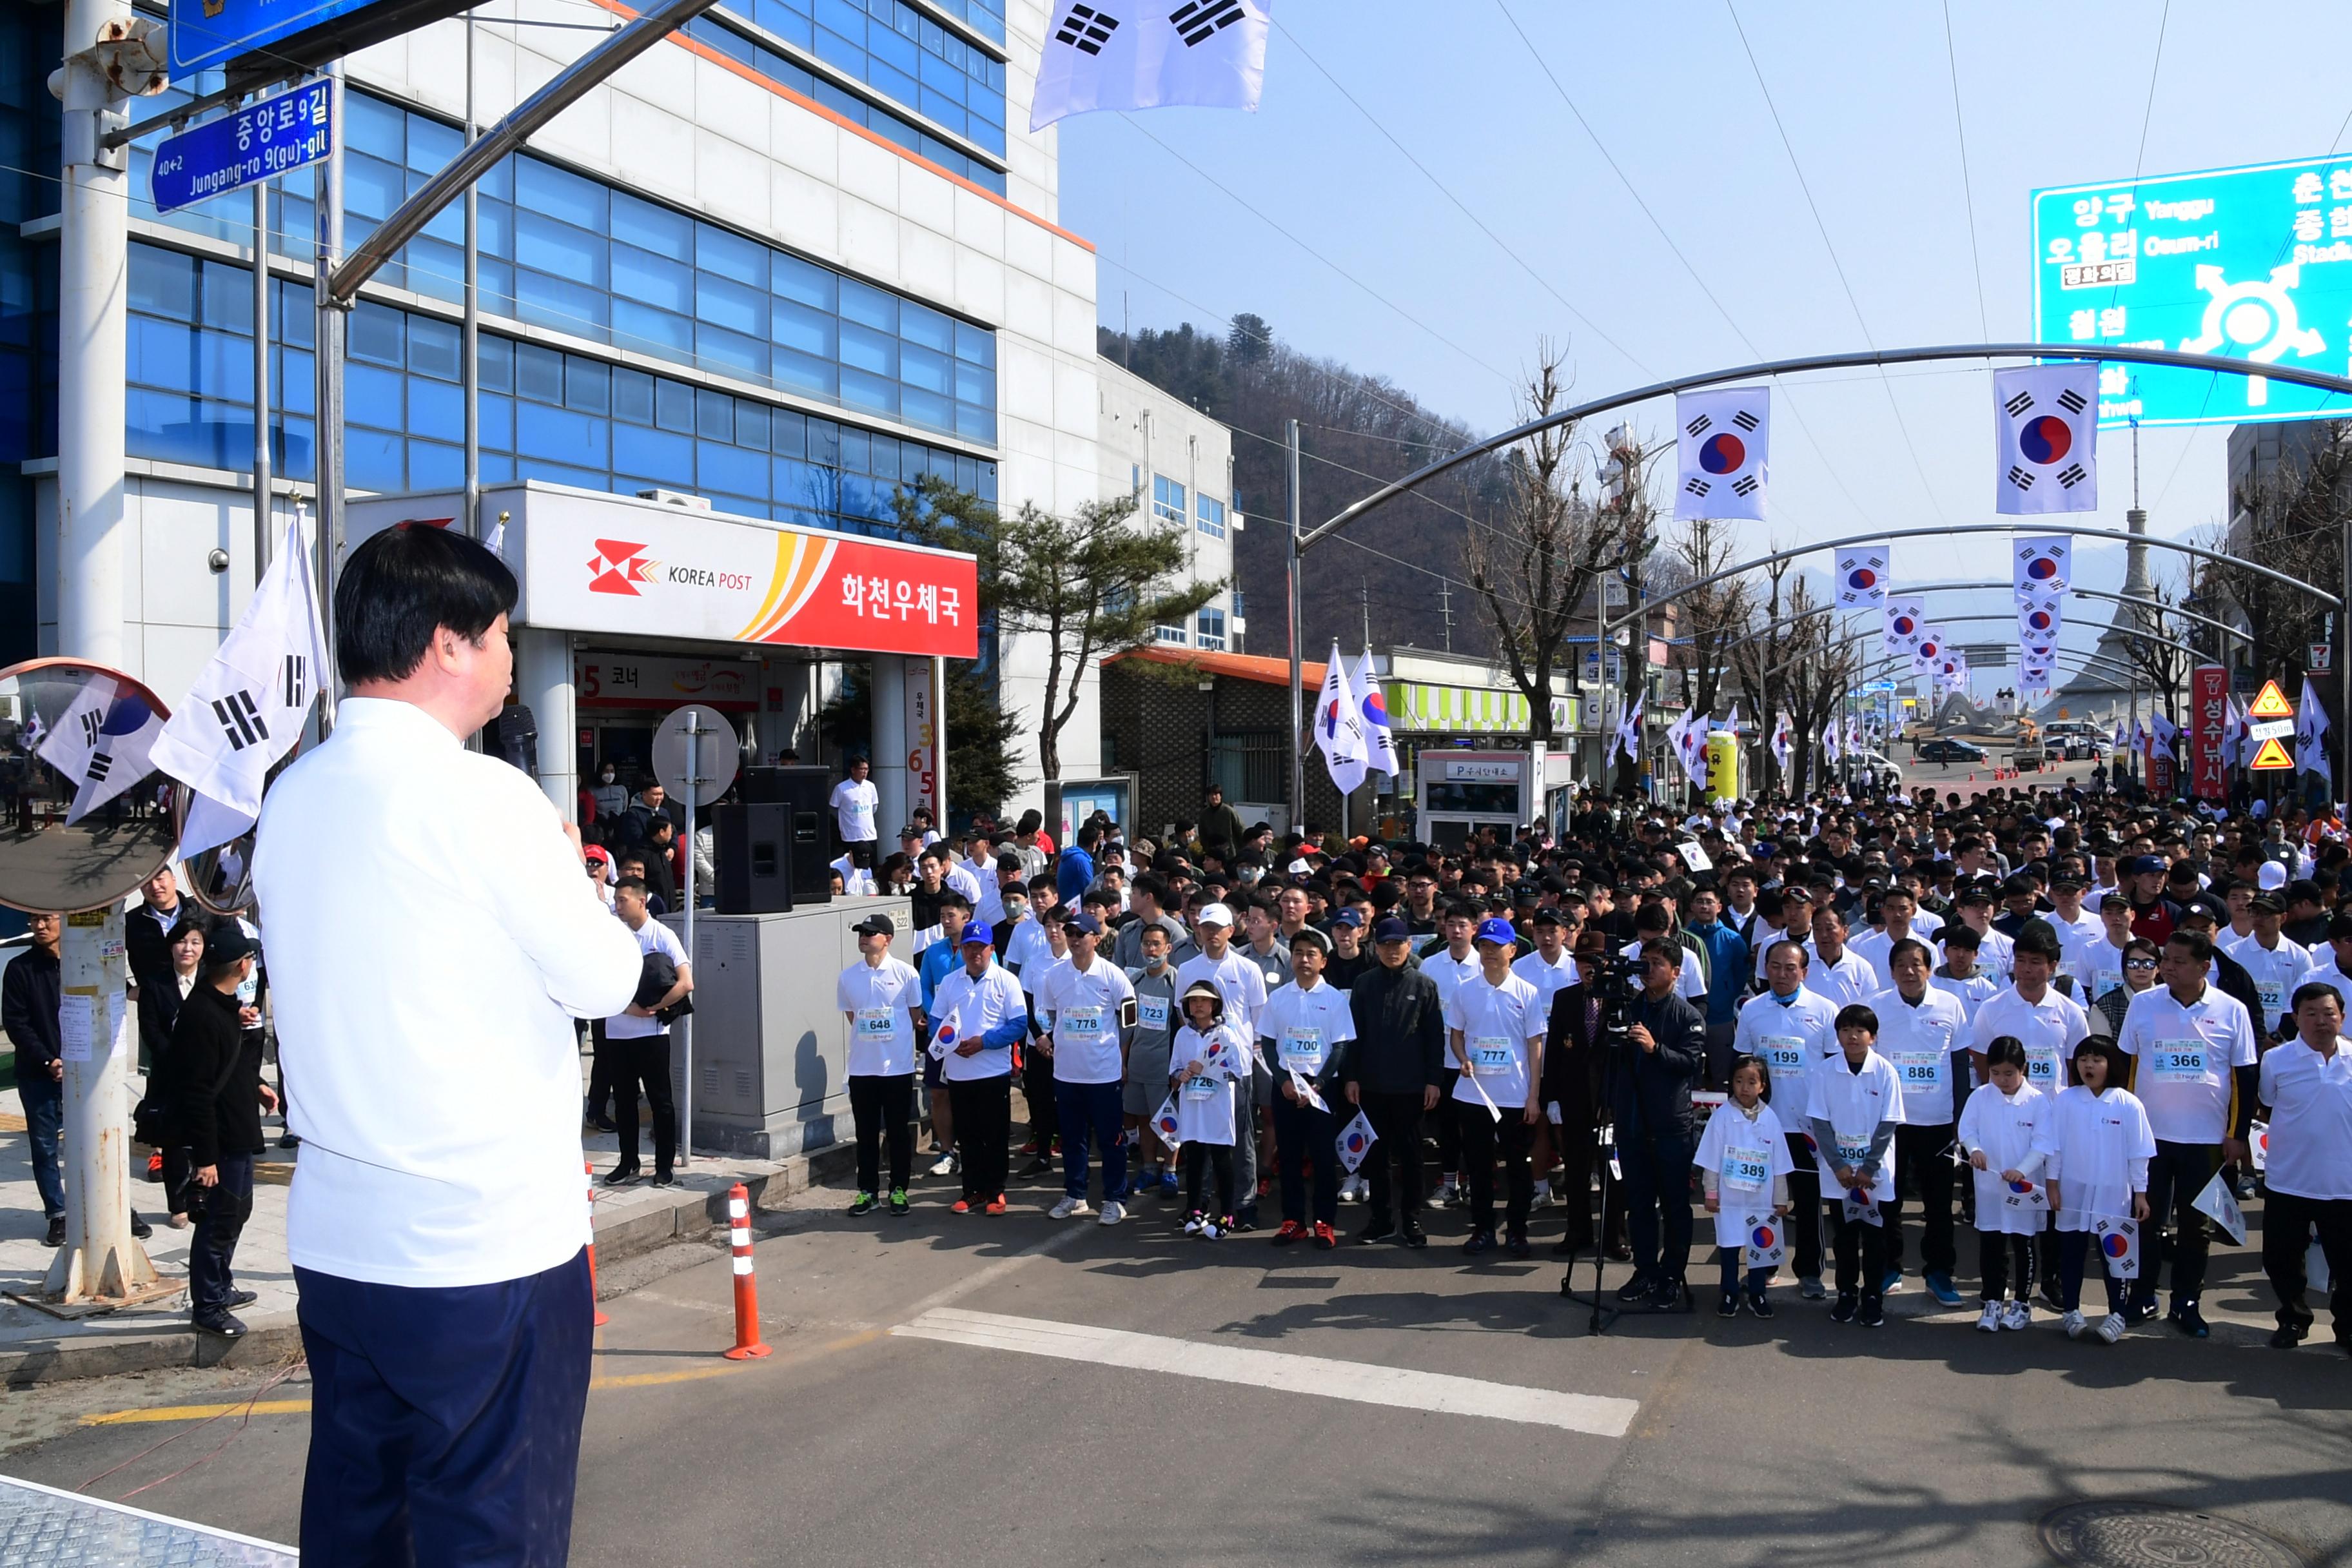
[296,1249,594,1567]
[190,1154,253,1315]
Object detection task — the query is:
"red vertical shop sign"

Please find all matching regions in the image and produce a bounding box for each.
[2191,665,2228,801]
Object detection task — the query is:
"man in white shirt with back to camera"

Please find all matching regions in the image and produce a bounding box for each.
[255,524,642,1566]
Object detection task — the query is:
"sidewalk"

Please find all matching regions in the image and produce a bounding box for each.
[0,1064,859,1386]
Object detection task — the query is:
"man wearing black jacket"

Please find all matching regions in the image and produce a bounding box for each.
[3,914,68,1245]
[1544,928,1630,1260]
[171,925,276,1337]
[1615,939,1707,1309]
[1339,917,1446,1248]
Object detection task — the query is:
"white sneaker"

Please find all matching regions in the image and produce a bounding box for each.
[1098,1200,1125,1226]
[2095,1312,2126,1344]
[2001,1300,2032,1332]
[1182,1212,1206,1236]
[1975,1303,2003,1333]
[1048,1196,1090,1220]
[1202,1218,1224,1240]
[2061,1309,2088,1339]
[928,1151,959,1177]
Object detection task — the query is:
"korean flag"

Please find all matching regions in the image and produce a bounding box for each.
[39,676,168,826]
[2018,591,2065,642]
[1334,1110,1378,1175]
[2092,1213,2141,1280]
[1740,1211,1787,1269]
[2010,536,2072,603]
[1674,387,1769,521]
[1883,596,1925,661]
[1835,545,1889,611]
[1994,364,2099,514]
[1152,1093,1184,1150]
[1910,627,1946,676]
[1030,0,1273,132]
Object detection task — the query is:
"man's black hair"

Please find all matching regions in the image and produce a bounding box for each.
[333,523,518,685]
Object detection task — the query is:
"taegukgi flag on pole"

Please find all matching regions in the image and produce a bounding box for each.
[2091,1213,2140,1279]
[1030,0,1273,132]
[1769,712,1794,772]
[2298,677,2333,785]
[42,676,168,826]
[1334,1110,1378,1175]
[1314,641,1368,794]
[1834,545,1890,611]
[2018,590,2065,643]
[1883,596,1925,662]
[1910,626,1946,676]
[1351,647,1400,777]
[1613,690,1644,767]
[1994,364,2099,514]
[1673,387,1769,521]
[2011,536,2073,602]
[149,511,333,859]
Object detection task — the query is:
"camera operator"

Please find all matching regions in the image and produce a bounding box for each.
[1613,939,1708,1309]
[1544,926,1630,1260]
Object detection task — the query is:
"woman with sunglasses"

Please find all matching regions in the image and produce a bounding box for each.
[2095,939,2162,1040]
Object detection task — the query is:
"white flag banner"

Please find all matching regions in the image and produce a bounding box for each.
[149,512,332,859]
[1769,711,1794,772]
[2299,680,2333,785]
[1822,716,1843,767]
[2150,710,2180,754]
[1030,0,1272,132]
[1674,386,1770,520]
[1834,544,1890,611]
[1994,365,2099,514]
[1721,701,1743,741]
[2010,535,2074,602]
[1740,1210,1788,1269]
[1313,641,1368,795]
[1611,690,1643,766]
[2190,1170,2247,1247]
[1334,1110,1378,1175]
[1351,648,1400,777]
[2018,591,2065,644]
[41,677,168,826]
[1671,710,1709,785]
[1883,597,1925,661]
[33,678,110,803]
[2091,1213,2141,1279]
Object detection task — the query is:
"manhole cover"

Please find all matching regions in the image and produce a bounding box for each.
[2041,1502,2307,1568]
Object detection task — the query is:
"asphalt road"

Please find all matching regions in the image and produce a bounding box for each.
[5,1156,2347,1567]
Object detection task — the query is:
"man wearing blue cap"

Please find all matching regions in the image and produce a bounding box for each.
[1444,917,1547,1257]
[1033,911,1137,1224]
[928,923,1029,1215]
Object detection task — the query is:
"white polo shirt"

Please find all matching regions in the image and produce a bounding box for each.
[1807,1049,1907,1197]
[928,959,1028,1083]
[1511,948,1582,1017]
[1872,985,1970,1124]
[2115,983,2257,1145]
[1257,977,1356,1082]
[1444,970,1544,1110]
[606,915,687,1041]
[1970,985,2093,1096]
[2259,1039,2352,1201]
[1034,952,1135,1085]
[830,776,878,842]
[1801,945,1879,1011]
[1731,983,1839,1126]
[2232,933,2315,1034]
[836,954,923,1077]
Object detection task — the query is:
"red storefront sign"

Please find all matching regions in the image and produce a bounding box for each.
[2191,664,2228,800]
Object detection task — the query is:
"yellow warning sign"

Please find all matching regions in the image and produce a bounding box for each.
[2248,680,2295,720]
[2251,735,2296,770]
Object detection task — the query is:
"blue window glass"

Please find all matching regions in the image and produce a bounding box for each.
[918,88,963,135]
[808,418,841,467]
[516,211,609,289]
[406,114,460,175]
[953,322,993,366]
[477,335,514,393]
[698,439,769,499]
[696,222,766,288]
[697,324,769,379]
[517,458,608,491]
[518,402,607,466]
[773,349,840,401]
[955,404,995,443]
[343,154,403,222]
[655,379,696,434]
[614,369,656,426]
[477,199,515,260]
[771,297,835,360]
[734,400,771,450]
[478,451,514,485]
[614,302,694,357]
[696,272,767,337]
[1195,494,1226,539]
[696,388,735,443]
[408,438,465,491]
[478,393,514,452]
[1195,608,1226,651]
[838,322,897,377]
[841,369,899,418]
[839,279,897,334]
[614,245,691,315]
[772,254,836,311]
[771,411,807,457]
[616,424,696,487]
[515,158,608,230]
[754,0,815,48]
[899,302,953,353]
[347,364,406,430]
[344,92,406,160]
[567,357,611,415]
[406,239,466,304]
[839,429,868,473]
[514,268,609,338]
[516,344,565,405]
[867,22,916,71]
[613,190,692,260]
[349,303,405,367]
[900,344,950,395]
[407,316,461,381]
[407,377,465,444]
[954,360,992,406]
[900,387,951,433]
[870,63,919,110]
[277,349,315,416]
[348,427,404,493]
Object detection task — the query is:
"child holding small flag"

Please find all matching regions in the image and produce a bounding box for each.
[1959,1035,2048,1331]
[1171,981,1250,1239]
[1693,1054,1794,1318]
[2035,1037,2155,1344]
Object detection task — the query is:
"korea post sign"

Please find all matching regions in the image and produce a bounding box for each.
[2033,157,2352,429]
[510,495,977,659]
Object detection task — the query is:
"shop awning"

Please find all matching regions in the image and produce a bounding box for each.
[1386,682,1576,736]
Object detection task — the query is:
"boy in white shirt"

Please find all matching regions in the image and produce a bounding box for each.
[1258,927,1356,1248]
[836,913,925,1217]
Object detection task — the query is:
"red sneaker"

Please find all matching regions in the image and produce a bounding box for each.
[1271,1220,1307,1246]
[951,1199,972,1214]
[985,1194,1008,1215]
[1312,1222,1337,1250]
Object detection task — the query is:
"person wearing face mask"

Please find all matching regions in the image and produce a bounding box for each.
[1124,922,1184,1199]
[589,763,628,842]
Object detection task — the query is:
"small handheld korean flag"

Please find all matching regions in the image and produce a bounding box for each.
[1834,545,1889,611]
[2092,1213,2141,1280]
[1674,387,1769,521]
[2011,536,2072,602]
[1030,0,1272,132]
[1313,642,1368,794]
[1740,1211,1787,1269]
[1334,1109,1378,1175]
[150,511,333,858]
[2190,1170,2247,1246]
[1999,1176,2050,1216]
[1843,1190,1884,1227]
[1151,1093,1184,1150]
[1883,597,1925,662]
[1994,365,2099,514]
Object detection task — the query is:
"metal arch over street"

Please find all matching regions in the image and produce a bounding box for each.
[1714,582,2255,659]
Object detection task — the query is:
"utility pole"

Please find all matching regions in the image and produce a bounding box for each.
[313,59,347,735]
[1436,580,1454,652]
[1286,417,1304,830]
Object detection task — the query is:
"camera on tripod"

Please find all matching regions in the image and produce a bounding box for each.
[1586,951,1642,1043]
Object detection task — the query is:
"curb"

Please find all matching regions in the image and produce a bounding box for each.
[0,1138,863,1389]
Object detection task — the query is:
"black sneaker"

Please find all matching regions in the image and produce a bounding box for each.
[1358,1219,1396,1244]
[2268,1323,2307,1349]
[602,1166,641,1188]
[1400,1223,1428,1249]
[2126,1296,2162,1325]
[130,1215,152,1240]
[2171,1302,2210,1338]
[888,1189,910,1217]
[647,1173,678,1189]
[1857,1295,1886,1328]
[1717,1292,1740,1318]
[278,1133,302,1149]
[1616,1273,1657,1302]
[192,1311,248,1338]
[1017,1157,1055,1178]
[847,1191,877,1217]
[1649,1278,1685,1311]
[43,1217,64,1248]
[1830,1291,1859,1324]
[1462,1230,1495,1255]
[1504,1232,1531,1259]
[1747,1291,1775,1320]
[226,1289,258,1309]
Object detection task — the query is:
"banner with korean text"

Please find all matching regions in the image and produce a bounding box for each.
[2191,665,2228,801]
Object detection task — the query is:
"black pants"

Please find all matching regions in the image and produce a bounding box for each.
[585,1018,619,1121]
[2136,1139,2223,1306]
[611,1030,676,1178]
[2262,1189,2352,1338]
[1360,1090,1426,1227]
[1273,1092,1338,1225]
[190,1153,255,1315]
[848,1073,914,1194]
[1784,1137,1823,1280]
[1430,1068,1462,1179]
[1456,1102,1533,1239]
[1184,1142,1235,1219]
[1885,1122,1957,1278]
[949,1075,1011,1203]
[1979,1230,2037,1303]
[1623,1126,1694,1284]
[161,1144,196,1219]
[1828,1199,1892,1300]
[2058,1230,2128,1314]
[1556,1110,1629,1253]
[1021,1042,1058,1150]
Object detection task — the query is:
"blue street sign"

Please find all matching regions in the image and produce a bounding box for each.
[170,0,384,79]
[151,80,335,215]
[2032,157,2352,429]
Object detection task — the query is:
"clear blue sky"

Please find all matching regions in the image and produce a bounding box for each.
[1056,1,2352,686]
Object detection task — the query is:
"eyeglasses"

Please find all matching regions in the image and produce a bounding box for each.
[2124,958,2159,970]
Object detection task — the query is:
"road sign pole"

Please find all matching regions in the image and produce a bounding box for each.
[2340,513,2350,801]
[314,61,346,736]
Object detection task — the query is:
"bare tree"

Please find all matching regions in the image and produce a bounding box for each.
[1671,516,1757,723]
[1462,346,1624,750]
[2207,420,2352,685]
[2117,566,2195,726]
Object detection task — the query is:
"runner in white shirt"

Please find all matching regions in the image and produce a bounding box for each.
[2257,983,2352,1350]
[1874,938,1972,1306]
[603,879,692,1188]
[1032,912,1138,1224]
[2072,895,2139,1019]
[1692,1055,1796,1318]
[1958,1037,2050,1332]
[1847,887,1932,989]
[1257,927,1355,1247]
[835,912,925,1215]
[1943,887,2014,986]
[2044,876,2104,985]
[2114,929,2258,1337]
[1731,937,1841,1298]
[1173,904,1272,1230]
[2034,1036,2153,1344]
[829,758,879,852]
[1443,918,1547,1257]
[2233,892,2314,1041]
[1420,905,1482,1208]
[1808,1003,1907,1327]
[2297,911,2352,1013]
[928,925,1028,1214]
[1803,906,1880,1010]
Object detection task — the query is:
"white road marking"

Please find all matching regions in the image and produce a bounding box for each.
[892,1308,1639,1437]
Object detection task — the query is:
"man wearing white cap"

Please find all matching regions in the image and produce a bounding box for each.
[1176,903,1271,1229]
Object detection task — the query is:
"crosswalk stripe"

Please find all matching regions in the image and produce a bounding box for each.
[891,1308,1638,1436]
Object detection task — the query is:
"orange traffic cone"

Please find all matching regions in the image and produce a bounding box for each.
[723,1184,770,1359]
[587,1161,609,1328]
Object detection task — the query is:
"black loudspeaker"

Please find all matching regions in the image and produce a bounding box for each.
[740,765,834,905]
[714,802,794,914]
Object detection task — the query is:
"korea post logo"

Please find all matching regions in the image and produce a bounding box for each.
[587,538,659,597]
